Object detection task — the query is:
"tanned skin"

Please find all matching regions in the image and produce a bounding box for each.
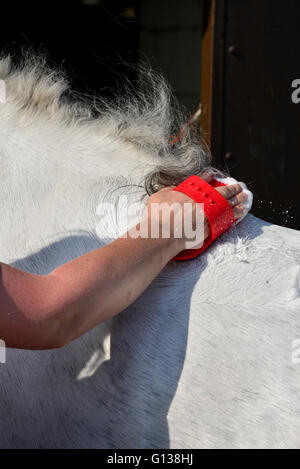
[0,178,246,350]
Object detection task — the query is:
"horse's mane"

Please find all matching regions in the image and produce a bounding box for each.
[0,51,225,194]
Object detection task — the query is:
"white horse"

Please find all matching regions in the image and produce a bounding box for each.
[0,54,300,449]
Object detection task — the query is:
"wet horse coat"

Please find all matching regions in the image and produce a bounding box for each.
[0,56,300,448]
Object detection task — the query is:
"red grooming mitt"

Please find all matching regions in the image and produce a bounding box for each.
[172,175,235,261]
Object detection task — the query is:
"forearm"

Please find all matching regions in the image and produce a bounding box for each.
[50,223,183,344]
[0,263,62,349]
[0,179,242,350]
[0,223,183,349]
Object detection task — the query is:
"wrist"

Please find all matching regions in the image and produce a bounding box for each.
[125,218,186,259]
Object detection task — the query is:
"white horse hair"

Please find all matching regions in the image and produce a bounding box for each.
[0,53,300,449]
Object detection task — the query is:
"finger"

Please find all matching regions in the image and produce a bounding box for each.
[200,171,214,183]
[228,191,248,207]
[233,204,245,220]
[217,183,242,200]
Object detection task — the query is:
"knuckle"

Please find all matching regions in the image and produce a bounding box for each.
[228,184,241,197]
[230,195,238,205]
[232,183,241,192]
[236,193,244,204]
[226,186,236,197]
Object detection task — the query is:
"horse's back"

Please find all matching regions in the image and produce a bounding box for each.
[1,54,300,448]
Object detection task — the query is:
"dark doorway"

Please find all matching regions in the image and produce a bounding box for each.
[0,0,141,98]
[207,0,300,229]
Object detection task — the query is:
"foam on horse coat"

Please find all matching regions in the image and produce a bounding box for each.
[0,54,300,449]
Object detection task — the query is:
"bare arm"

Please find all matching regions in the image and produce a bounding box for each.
[0,228,183,350]
[0,187,186,350]
[0,182,244,350]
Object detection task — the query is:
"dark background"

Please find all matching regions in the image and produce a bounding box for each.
[0,0,299,229]
[0,0,141,99]
[220,0,300,230]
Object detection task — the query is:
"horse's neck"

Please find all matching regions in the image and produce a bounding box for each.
[0,104,150,270]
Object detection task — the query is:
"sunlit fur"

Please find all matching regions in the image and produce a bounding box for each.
[0,54,300,449]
